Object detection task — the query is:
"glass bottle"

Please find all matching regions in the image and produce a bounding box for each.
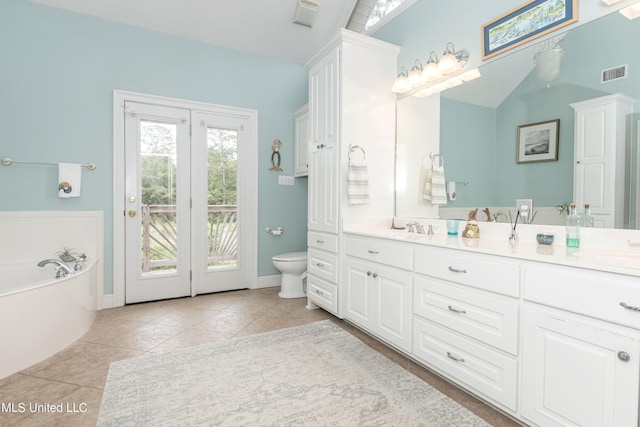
[583,203,594,228]
[566,203,580,248]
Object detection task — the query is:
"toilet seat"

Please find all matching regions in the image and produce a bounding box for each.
[272,251,307,262]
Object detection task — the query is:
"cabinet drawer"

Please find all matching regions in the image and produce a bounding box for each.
[413,317,517,411]
[524,263,640,329]
[308,231,338,253]
[415,247,520,297]
[307,275,338,315]
[414,277,519,355]
[308,248,338,283]
[344,236,413,270]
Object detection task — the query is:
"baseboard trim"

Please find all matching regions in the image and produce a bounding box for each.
[101,276,280,309]
[257,275,281,289]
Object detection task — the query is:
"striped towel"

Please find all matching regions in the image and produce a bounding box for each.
[347,160,369,205]
[423,165,447,205]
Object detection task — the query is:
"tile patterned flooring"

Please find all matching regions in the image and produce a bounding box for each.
[0,287,522,426]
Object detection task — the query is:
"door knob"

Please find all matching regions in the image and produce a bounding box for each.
[128,210,137,217]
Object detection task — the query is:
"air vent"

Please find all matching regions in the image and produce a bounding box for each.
[601,64,628,83]
[293,0,320,27]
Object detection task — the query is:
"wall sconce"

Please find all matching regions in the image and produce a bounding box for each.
[391,42,471,95]
[533,40,565,87]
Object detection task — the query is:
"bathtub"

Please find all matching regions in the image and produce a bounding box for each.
[0,260,98,379]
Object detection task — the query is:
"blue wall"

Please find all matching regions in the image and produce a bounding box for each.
[0,0,309,294]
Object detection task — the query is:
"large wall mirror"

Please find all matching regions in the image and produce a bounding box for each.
[395,10,640,229]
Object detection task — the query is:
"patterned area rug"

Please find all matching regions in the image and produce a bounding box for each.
[98,320,490,426]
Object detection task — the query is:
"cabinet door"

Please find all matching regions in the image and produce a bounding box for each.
[521,308,640,427]
[374,265,412,352]
[322,46,340,148]
[343,259,373,329]
[294,105,308,177]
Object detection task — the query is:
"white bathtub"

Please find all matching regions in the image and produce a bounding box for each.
[0,260,98,379]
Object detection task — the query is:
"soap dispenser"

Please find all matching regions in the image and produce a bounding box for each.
[566,203,580,248]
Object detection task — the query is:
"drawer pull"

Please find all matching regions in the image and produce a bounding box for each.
[315,262,325,267]
[618,351,631,362]
[316,239,324,244]
[448,305,467,315]
[315,289,324,295]
[368,250,379,255]
[620,302,640,312]
[446,352,465,363]
[448,266,467,274]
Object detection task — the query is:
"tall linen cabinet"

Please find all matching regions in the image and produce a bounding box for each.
[305,30,400,316]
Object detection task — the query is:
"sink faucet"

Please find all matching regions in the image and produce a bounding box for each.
[406,221,425,234]
[37,259,75,278]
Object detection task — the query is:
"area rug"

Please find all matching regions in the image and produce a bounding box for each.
[97,320,490,426]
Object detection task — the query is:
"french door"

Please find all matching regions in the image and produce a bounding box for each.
[119,95,256,304]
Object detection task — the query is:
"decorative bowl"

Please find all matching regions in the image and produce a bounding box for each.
[536,233,555,245]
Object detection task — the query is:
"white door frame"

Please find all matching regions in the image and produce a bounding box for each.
[113,90,258,307]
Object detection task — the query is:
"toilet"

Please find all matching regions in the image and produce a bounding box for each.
[272,251,307,299]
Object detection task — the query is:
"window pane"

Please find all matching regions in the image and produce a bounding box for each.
[206,128,238,269]
[140,120,178,274]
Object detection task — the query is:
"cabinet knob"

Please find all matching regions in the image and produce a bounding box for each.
[367,271,372,276]
[372,273,378,278]
[618,351,631,362]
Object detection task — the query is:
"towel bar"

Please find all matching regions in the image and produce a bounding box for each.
[1,157,96,170]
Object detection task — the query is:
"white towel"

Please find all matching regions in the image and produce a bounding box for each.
[58,163,82,198]
[347,160,369,205]
[423,165,447,205]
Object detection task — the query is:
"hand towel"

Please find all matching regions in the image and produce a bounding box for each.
[347,160,369,205]
[58,163,82,198]
[429,165,447,205]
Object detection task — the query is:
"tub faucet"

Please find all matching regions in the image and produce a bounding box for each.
[406,221,425,234]
[37,259,75,278]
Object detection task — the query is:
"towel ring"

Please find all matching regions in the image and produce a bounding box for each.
[423,153,444,168]
[348,144,366,161]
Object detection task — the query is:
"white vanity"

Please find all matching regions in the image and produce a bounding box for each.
[334,220,640,427]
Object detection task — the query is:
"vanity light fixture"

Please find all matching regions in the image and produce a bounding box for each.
[412,68,481,98]
[619,1,640,19]
[391,42,470,94]
[391,66,409,93]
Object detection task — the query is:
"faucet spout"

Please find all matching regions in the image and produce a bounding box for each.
[37,259,75,275]
[406,221,425,234]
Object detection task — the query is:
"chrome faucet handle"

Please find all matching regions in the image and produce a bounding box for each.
[427,224,434,235]
[406,223,416,233]
[55,267,69,279]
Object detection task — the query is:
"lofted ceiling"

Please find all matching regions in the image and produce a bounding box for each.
[30,0,371,64]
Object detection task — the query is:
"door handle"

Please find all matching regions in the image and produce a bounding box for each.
[128,210,137,218]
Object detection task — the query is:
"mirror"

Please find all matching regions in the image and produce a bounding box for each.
[395,11,640,229]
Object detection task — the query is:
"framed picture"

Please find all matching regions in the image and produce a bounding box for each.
[481,0,578,60]
[516,119,559,164]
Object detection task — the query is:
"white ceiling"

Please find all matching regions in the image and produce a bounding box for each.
[31,0,359,64]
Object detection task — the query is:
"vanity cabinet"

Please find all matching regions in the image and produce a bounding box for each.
[521,263,640,427]
[412,246,520,411]
[571,94,635,228]
[305,30,399,315]
[294,104,309,177]
[343,236,413,352]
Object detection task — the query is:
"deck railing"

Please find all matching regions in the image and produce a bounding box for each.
[141,205,237,272]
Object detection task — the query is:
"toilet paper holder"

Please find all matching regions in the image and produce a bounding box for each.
[265,227,284,236]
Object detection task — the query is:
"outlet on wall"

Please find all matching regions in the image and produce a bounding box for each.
[278,175,295,186]
[516,198,533,223]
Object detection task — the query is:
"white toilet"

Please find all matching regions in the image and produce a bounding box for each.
[272,251,307,299]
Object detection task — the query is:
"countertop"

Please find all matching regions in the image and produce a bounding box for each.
[343,222,640,278]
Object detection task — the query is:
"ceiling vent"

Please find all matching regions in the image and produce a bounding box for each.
[601,64,628,83]
[293,0,320,27]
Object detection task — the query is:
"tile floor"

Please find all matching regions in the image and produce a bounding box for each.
[0,287,522,426]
